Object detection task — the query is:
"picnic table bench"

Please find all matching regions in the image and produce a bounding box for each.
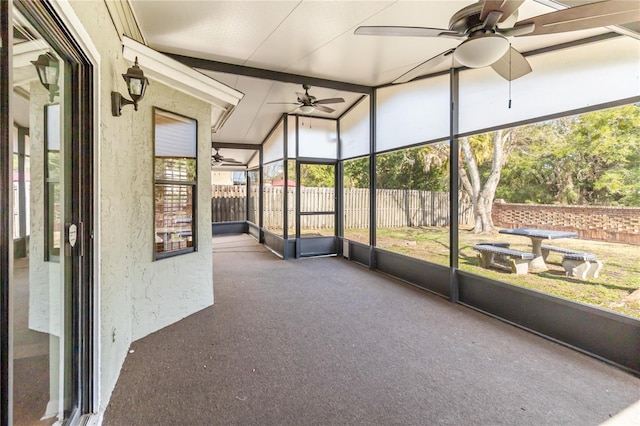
[473,243,535,275]
[538,245,603,279]
[522,244,603,280]
[499,228,578,270]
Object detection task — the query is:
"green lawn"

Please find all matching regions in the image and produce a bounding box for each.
[345,226,640,319]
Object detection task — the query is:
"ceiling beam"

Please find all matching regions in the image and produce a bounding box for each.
[211,142,260,150]
[162,52,374,95]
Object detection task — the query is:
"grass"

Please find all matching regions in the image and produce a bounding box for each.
[344,226,640,319]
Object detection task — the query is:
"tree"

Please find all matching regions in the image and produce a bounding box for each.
[376,145,449,191]
[299,163,334,187]
[343,157,369,189]
[498,104,640,206]
[459,129,513,234]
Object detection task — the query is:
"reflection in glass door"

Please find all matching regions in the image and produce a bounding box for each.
[10,8,75,424]
[297,162,337,257]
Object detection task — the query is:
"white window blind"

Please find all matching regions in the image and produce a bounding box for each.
[155,110,197,158]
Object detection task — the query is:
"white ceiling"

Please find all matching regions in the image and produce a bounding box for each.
[129,0,638,166]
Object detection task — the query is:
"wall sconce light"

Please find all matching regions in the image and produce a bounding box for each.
[31,53,59,103]
[111,57,149,116]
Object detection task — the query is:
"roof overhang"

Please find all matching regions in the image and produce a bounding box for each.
[122,36,245,133]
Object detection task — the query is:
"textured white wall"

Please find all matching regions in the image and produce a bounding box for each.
[70,0,214,414]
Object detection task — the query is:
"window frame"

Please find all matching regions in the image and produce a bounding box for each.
[153,107,198,260]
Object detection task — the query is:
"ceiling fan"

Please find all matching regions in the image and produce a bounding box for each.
[355,0,640,83]
[269,84,345,114]
[211,147,242,167]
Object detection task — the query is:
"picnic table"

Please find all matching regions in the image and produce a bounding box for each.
[498,228,579,270]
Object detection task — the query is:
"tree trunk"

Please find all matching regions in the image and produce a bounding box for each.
[459,130,508,234]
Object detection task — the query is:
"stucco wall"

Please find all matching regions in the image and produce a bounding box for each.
[69,0,214,414]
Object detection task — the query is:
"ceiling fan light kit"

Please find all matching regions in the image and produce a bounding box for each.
[299,105,315,114]
[454,33,509,68]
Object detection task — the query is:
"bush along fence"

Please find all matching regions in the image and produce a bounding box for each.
[212,185,474,228]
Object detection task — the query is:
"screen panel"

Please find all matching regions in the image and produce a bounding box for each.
[376,74,450,152]
[459,37,640,134]
[248,151,259,169]
[287,115,296,159]
[263,119,284,164]
[297,117,338,159]
[340,96,370,160]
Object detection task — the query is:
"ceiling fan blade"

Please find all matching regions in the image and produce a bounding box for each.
[314,97,345,105]
[498,22,534,37]
[354,26,463,39]
[481,0,524,23]
[267,102,301,105]
[490,46,532,81]
[483,10,504,29]
[393,48,455,84]
[222,158,242,164]
[314,104,335,113]
[515,0,640,37]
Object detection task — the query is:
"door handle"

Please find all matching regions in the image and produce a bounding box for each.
[65,222,84,257]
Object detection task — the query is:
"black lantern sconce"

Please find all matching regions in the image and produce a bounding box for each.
[31,53,59,103]
[111,57,149,116]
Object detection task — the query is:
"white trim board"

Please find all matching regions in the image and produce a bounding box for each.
[121,36,245,132]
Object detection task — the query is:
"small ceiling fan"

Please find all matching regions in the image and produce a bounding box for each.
[212,147,242,167]
[269,84,345,114]
[355,0,640,84]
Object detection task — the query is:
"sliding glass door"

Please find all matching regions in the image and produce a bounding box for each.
[2,1,93,423]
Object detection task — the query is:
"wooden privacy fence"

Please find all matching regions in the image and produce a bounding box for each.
[211,197,246,222]
[212,185,473,228]
[211,185,246,222]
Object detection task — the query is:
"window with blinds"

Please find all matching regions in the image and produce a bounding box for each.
[154,108,197,259]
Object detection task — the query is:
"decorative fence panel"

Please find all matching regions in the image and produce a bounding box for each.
[493,202,640,245]
[213,185,473,229]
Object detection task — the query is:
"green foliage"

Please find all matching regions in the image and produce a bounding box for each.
[293,105,638,207]
[299,164,335,187]
[498,104,640,206]
[376,144,449,191]
[343,157,369,189]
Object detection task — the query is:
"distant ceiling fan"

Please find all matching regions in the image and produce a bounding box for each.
[269,84,345,114]
[355,0,640,83]
[211,147,242,167]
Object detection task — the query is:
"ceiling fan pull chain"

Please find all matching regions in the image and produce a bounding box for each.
[508,43,512,109]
